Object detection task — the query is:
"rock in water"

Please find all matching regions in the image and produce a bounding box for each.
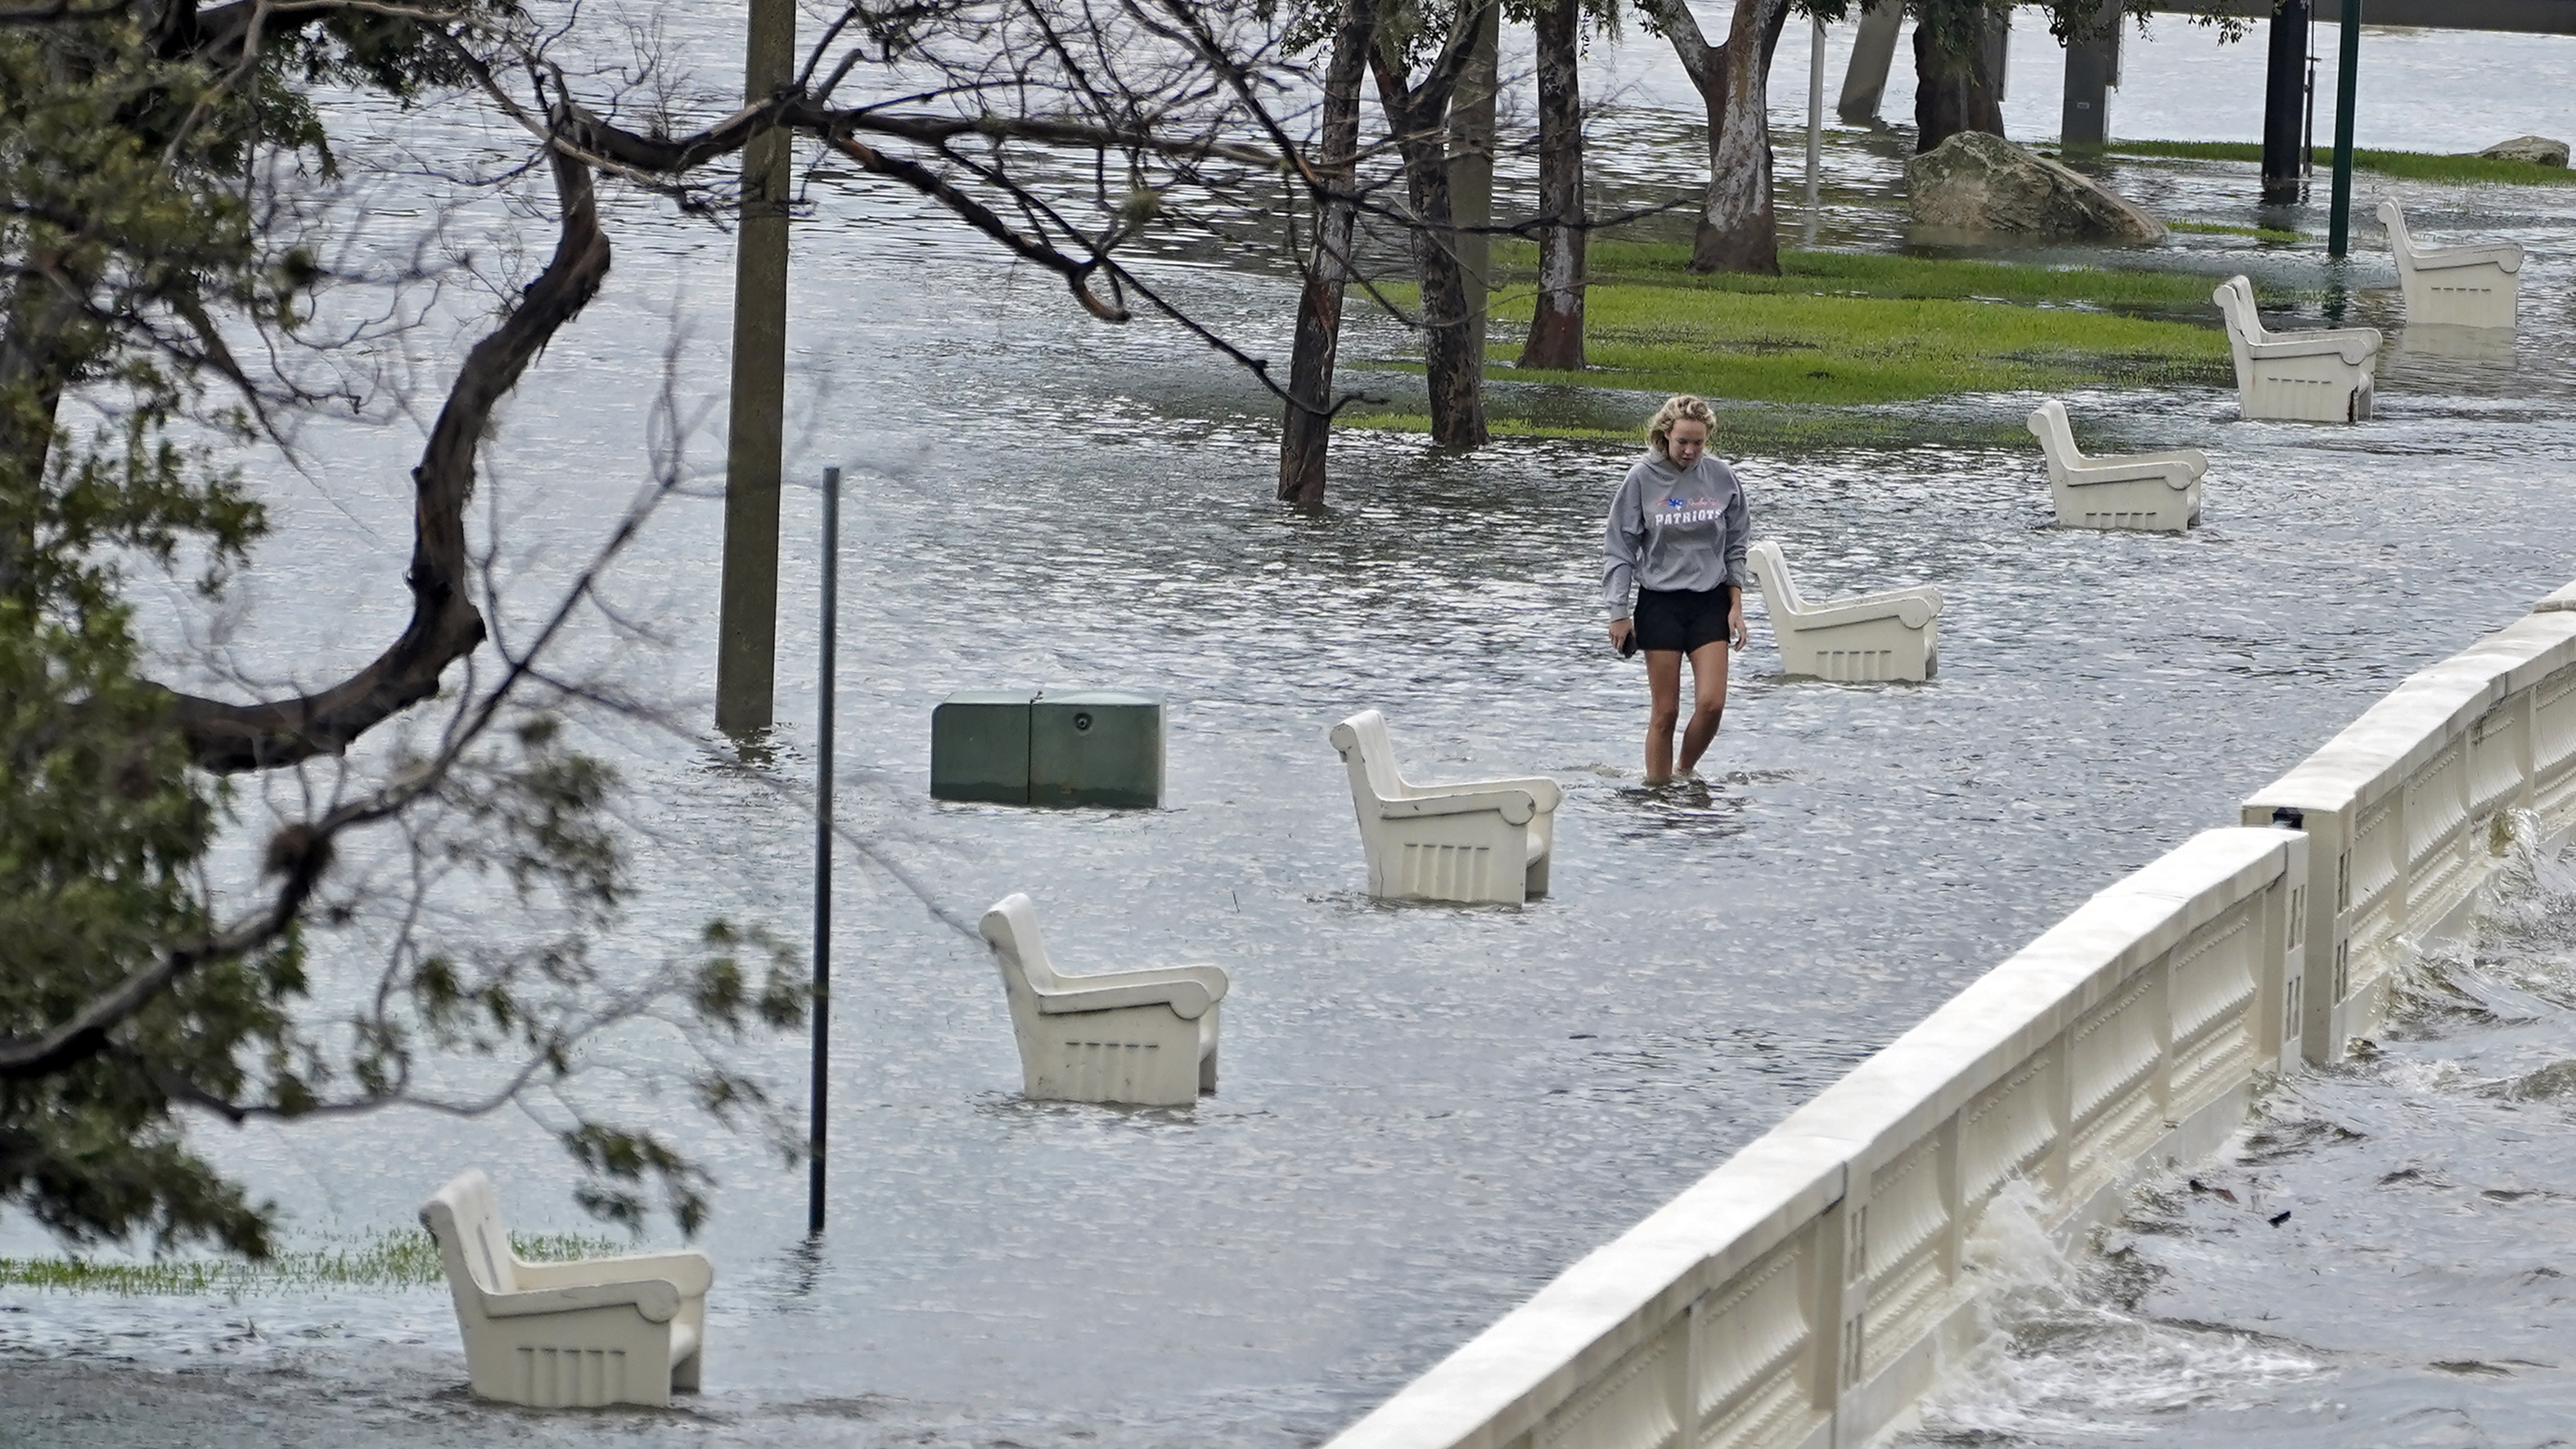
[2478,135,2569,167]
[1904,131,2167,242]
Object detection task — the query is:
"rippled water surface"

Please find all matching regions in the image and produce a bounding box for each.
[6,14,2576,1448]
[1907,839,2576,1448]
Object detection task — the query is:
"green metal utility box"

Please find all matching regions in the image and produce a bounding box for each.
[930,690,1037,804]
[930,689,1161,809]
[1030,691,1162,809]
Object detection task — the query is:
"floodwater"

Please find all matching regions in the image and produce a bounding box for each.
[1906,833,2576,1448]
[6,13,2576,1448]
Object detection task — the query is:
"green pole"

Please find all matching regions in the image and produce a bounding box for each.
[2326,0,2361,257]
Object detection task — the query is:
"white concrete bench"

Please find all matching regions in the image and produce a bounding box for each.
[2380,198,2521,331]
[2026,398,2206,532]
[1747,540,1941,682]
[2212,274,2380,423]
[1328,709,1560,905]
[978,892,1227,1105]
[419,1167,711,1409]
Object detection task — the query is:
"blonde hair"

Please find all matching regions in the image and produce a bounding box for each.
[1645,394,1717,458]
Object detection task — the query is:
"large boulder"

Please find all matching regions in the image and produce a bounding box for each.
[2478,134,2569,167]
[1904,131,2166,243]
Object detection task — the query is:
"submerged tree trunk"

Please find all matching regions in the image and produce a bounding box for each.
[1448,1,1498,388]
[1518,0,1587,371]
[1650,0,1793,275]
[1278,0,1379,509]
[1371,1,1494,448]
[1912,13,2006,153]
[0,276,80,601]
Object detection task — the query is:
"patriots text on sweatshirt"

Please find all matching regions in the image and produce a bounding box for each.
[1600,452,1749,620]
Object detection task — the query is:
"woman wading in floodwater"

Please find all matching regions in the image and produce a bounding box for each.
[1603,394,1749,785]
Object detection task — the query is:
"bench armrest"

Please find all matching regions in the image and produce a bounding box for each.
[1033,964,1229,1019]
[2085,445,2207,476]
[2244,328,2380,365]
[485,1278,683,1323]
[1785,589,1942,631]
[2060,461,2197,490]
[2409,242,2523,272]
[1400,775,1563,812]
[1379,789,1538,824]
[511,1251,713,1298]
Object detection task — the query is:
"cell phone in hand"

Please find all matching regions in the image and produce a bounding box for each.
[1617,631,1639,659]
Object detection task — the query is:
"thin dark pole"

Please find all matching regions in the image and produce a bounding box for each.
[808,465,839,1237]
[2326,0,2362,258]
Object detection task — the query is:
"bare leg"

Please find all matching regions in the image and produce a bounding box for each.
[1675,639,1731,775]
[1643,648,1684,783]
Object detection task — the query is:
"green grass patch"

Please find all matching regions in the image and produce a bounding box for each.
[1492,241,2224,312]
[0,1228,623,1296]
[2104,139,2576,186]
[1360,243,2233,439]
[1471,283,2226,407]
[2168,220,2304,242]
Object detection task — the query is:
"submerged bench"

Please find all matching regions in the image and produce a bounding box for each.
[2026,399,2206,532]
[2380,198,2522,332]
[1328,709,1560,905]
[420,1167,713,1409]
[2213,273,2380,423]
[979,891,1227,1105]
[1746,540,1941,683]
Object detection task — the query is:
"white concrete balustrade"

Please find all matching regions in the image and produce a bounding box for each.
[1322,828,2306,1449]
[2025,399,2206,532]
[2244,605,2576,1061]
[1746,540,1941,683]
[2212,274,2381,423]
[2379,198,2523,331]
[1323,575,2576,1449]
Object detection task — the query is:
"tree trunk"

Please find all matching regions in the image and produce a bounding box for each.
[0,276,79,602]
[1448,2,1498,391]
[1912,17,2006,153]
[1278,0,1378,509]
[1371,2,1493,449]
[1518,0,1586,371]
[1654,0,1793,275]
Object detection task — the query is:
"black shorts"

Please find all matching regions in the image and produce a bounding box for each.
[1633,585,1735,654]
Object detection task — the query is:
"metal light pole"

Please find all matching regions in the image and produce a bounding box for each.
[2326,0,2363,257]
[808,465,839,1236]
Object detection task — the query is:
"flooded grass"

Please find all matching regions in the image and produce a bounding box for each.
[2167,220,2304,244]
[1494,242,2234,311]
[1374,243,2233,429]
[2104,138,2576,186]
[1340,403,2036,456]
[1461,286,2223,411]
[0,1229,622,1296]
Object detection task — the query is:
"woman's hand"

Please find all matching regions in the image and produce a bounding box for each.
[1729,596,1749,652]
[1608,618,1633,653]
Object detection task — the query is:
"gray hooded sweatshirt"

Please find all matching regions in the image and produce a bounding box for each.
[1601,452,1749,620]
